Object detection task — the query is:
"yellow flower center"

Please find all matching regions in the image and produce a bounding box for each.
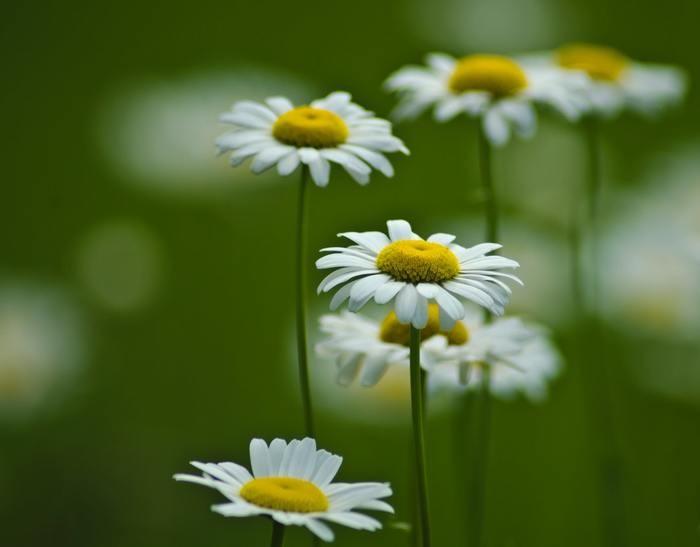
[376,240,460,283]
[556,43,629,82]
[448,55,528,97]
[379,304,469,346]
[239,477,329,513]
[272,106,349,148]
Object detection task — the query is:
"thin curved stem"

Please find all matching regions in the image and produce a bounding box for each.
[270,520,286,547]
[410,326,431,547]
[578,119,627,547]
[465,368,492,547]
[461,124,497,547]
[295,166,315,438]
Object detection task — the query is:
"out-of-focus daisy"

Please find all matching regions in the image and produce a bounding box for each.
[316,305,469,387]
[600,146,700,340]
[76,219,163,314]
[0,283,86,418]
[217,92,408,186]
[525,43,686,117]
[174,437,393,542]
[426,307,562,402]
[98,67,317,197]
[385,53,589,146]
[316,219,521,328]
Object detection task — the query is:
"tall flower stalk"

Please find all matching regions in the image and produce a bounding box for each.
[576,118,627,547]
[295,166,315,436]
[216,91,408,437]
[410,326,432,547]
[464,126,500,547]
[270,521,286,547]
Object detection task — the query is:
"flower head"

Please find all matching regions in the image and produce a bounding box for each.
[174,437,393,542]
[426,310,562,402]
[385,53,590,146]
[316,219,522,328]
[216,92,408,187]
[316,305,468,387]
[525,43,687,118]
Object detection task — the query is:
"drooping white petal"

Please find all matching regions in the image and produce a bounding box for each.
[277,150,301,176]
[305,518,335,542]
[374,281,406,304]
[395,284,418,323]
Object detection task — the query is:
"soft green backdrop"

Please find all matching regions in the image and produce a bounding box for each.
[1,1,699,546]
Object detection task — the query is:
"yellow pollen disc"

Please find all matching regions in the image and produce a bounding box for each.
[240,477,329,513]
[376,240,460,284]
[272,106,349,148]
[379,304,469,346]
[448,55,528,97]
[556,43,629,82]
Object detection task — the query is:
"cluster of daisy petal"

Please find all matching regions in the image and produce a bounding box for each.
[175,437,392,541]
[386,43,685,145]
[174,40,686,545]
[216,92,408,187]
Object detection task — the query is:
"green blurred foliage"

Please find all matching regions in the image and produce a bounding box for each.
[1,1,699,547]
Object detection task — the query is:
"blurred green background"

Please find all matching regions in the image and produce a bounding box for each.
[2,0,699,546]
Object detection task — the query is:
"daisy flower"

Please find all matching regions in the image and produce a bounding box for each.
[385,53,590,146]
[216,92,408,186]
[316,219,522,328]
[316,305,469,387]
[174,437,393,542]
[425,308,562,402]
[525,43,687,118]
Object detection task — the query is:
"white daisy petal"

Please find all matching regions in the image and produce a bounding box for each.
[277,150,301,176]
[427,233,456,245]
[313,454,343,487]
[387,219,415,241]
[306,519,335,542]
[339,144,395,177]
[249,438,271,478]
[211,502,259,517]
[265,96,294,115]
[395,284,418,323]
[220,111,271,129]
[483,107,511,147]
[374,280,406,304]
[219,94,405,184]
[268,439,287,476]
[251,145,294,174]
[349,274,392,311]
[338,231,390,253]
[309,156,331,187]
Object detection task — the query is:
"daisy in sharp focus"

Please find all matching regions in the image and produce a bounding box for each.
[316,219,522,329]
[523,43,687,118]
[174,437,393,542]
[424,307,562,402]
[216,92,408,186]
[385,53,590,146]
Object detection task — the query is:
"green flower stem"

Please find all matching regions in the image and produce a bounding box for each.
[270,520,285,547]
[465,368,491,547]
[409,326,431,547]
[295,165,315,438]
[578,118,627,547]
[462,124,498,547]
